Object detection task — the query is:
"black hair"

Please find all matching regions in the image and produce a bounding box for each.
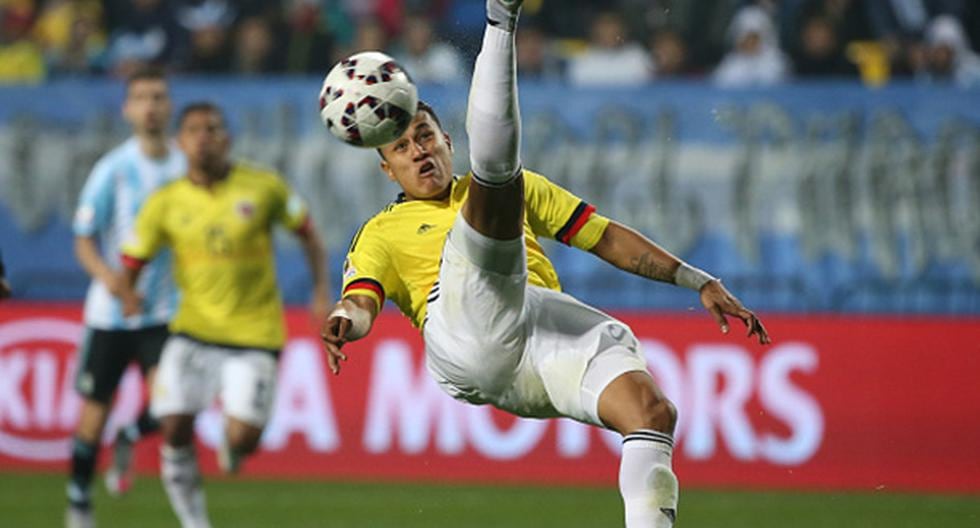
[377,100,441,159]
[177,101,226,129]
[125,65,167,89]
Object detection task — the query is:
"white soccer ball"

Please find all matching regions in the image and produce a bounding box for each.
[318,51,419,148]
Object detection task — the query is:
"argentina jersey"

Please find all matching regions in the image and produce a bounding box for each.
[73,137,186,330]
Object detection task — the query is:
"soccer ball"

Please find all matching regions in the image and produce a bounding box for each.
[318,51,419,148]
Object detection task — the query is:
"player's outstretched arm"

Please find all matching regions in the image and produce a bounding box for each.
[294,222,331,322]
[320,295,378,375]
[590,220,770,344]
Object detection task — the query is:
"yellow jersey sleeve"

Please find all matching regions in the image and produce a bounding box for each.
[523,170,610,251]
[270,174,310,232]
[341,221,396,312]
[121,189,168,266]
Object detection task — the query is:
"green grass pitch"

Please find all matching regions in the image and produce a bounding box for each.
[3,472,978,527]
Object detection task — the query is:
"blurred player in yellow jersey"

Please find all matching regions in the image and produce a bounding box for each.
[119,102,329,528]
[322,1,769,527]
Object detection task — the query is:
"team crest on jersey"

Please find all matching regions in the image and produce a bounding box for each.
[236,200,256,220]
[343,258,357,280]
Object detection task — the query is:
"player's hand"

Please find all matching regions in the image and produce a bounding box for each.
[0,278,11,300]
[107,274,142,317]
[105,274,126,297]
[320,304,352,375]
[120,288,144,317]
[699,280,770,345]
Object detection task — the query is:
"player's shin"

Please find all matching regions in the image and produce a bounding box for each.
[619,430,679,528]
[67,436,99,510]
[161,444,212,528]
[466,2,523,186]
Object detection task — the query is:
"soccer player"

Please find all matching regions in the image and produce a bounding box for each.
[67,67,186,528]
[321,2,770,527]
[119,101,329,528]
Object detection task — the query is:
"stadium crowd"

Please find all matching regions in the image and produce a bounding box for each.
[1,0,979,86]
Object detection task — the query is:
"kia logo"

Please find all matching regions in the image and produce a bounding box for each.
[0,318,83,461]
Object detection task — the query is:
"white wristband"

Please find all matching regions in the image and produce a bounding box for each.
[329,304,371,341]
[674,263,717,292]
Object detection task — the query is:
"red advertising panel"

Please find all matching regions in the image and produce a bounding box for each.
[1,303,978,493]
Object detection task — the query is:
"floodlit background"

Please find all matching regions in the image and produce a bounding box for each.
[1,1,979,527]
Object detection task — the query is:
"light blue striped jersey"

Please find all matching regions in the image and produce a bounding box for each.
[73,137,186,330]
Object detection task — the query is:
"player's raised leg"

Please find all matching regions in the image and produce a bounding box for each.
[460,0,525,245]
[599,371,680,527]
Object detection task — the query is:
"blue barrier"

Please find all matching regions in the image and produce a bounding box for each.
[1,79,978,313]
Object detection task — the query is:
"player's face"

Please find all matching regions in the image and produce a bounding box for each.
[123,79,171,136]
[379,111,454,201]
[177,110,230,172]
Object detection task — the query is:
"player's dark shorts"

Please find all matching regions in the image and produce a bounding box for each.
[74,325,169,404]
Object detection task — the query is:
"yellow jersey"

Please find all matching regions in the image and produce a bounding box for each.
[122,162,309,350]
[342,169,610,329]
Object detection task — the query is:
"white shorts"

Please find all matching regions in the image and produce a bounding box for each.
[151,335,278,427]
[423,217,648,426]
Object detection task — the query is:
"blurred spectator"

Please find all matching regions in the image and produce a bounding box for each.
[806,0,873,43]
[861,0,968,77]
[863,0,968,41]
[531,0,599,40]
[0,0,45,82]
[792,12,858,77]
[179,0,234,73]
[235,0,283,19]
[964,2,980,52]
[918,14,980,87]
[32,0,106,76]
[345,16,388,57]
[649,27,690,77]
[2,0,977,84]
[283,1,336,74]
[353,0,399,36]
[340,0,451,39]
[104,0,185,77]
[642,0,743,76]
[567,10,654,86]
[232,15,284,75]
[516,24,563,80]
[712,5,789,87]
[392,13,464,84]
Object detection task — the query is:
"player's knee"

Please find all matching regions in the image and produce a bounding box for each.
[226,427,262,455]
[160,416,195,447]
[650,397,678,433]
[632,388,677,435]
[466,110,520,184]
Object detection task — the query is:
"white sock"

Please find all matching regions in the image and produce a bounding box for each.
[161,444,212,528]
[448,214,526,275]
[619,430,679,527]
[466,23,521,186]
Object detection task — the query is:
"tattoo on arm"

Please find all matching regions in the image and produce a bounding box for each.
[630,253,675,283]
